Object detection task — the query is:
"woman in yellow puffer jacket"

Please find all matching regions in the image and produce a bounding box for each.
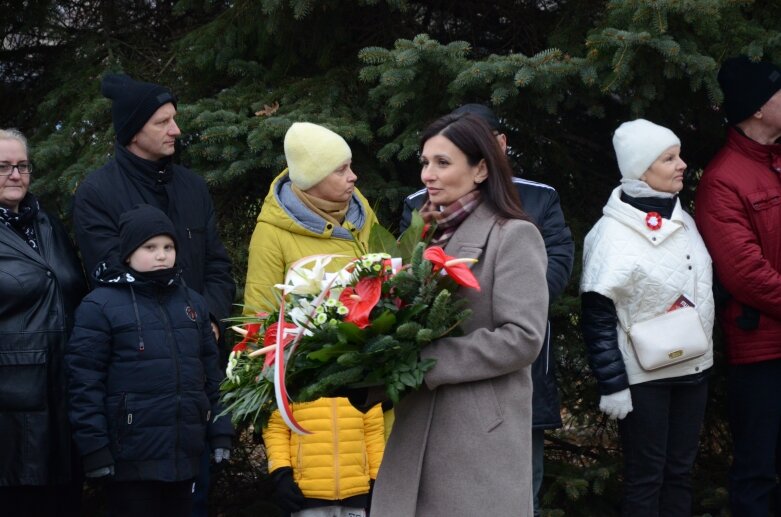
[245,122,384,517]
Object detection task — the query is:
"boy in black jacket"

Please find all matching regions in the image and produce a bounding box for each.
[66,204,233,517]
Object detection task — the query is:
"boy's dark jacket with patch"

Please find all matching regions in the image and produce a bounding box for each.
[66,265,233,482]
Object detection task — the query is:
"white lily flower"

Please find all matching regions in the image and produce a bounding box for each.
[275,255,336,296]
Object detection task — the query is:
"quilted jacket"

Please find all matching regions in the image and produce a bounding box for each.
[581,186,714,386]
[65,269,233,482]
[263,398,385,500]
[243,170,378,314]
[695,128,781,364]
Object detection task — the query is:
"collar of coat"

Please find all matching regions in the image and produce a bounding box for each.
[727,127,781,174]
[259,169,369,239]
[442,201,498,261]
[603,186,687,246]
[115,142,175,186]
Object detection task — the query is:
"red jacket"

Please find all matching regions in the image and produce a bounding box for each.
[695,128,781,364]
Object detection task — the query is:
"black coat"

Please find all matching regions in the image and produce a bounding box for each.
[0,208,87,485]
[400,178,574,428]
[73,144,235,326]
[65,272,233,482]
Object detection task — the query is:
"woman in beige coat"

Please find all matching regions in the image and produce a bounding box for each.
[367,113,549,516]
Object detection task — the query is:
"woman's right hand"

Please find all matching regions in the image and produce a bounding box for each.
[599,388,633,420]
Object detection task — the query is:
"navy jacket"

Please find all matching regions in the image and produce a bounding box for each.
[65,269,233,482]
[73,144,235,326]
[400,177,574,428]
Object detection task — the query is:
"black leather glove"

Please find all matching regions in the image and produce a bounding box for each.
[271,467,305,513]
[367,478,376,515]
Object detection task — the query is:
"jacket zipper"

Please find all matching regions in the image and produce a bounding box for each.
[157,293,181,480]
[332,399,340,499]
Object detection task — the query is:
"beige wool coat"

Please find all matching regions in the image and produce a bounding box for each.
[370,202,549,517]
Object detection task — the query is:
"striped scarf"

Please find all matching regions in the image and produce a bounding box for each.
[420,190,482,247]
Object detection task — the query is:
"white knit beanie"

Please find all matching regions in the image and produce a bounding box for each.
[612,119,681,180]
[284,122,352,190]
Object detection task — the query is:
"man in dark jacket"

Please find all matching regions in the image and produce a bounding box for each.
[399,103,574,516]
[72,74,235,516]
[695,56,781,516]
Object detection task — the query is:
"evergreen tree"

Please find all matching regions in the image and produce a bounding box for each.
[3,0,781,513]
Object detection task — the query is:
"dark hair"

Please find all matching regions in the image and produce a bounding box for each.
[419,113,529,222]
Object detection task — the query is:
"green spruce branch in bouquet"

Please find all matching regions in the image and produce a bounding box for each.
[220,212,480,433]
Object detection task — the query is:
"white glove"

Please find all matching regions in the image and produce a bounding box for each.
[214,448,230,463]
[599,388,633,420]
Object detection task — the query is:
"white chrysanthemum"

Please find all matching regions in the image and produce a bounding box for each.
[226,352,240,382]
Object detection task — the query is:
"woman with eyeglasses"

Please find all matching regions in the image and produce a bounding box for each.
[0,129,87,516]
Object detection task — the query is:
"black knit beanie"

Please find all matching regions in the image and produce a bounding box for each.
[101,73,177,145]
[119,204,178,262]
[718,55,781,125]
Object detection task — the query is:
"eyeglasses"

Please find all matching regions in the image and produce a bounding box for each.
[0,162,32,176]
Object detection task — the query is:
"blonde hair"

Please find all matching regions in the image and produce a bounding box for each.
[0,128,28,155]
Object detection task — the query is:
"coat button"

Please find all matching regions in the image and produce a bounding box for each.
[326,224,333,230]
[46,271,53,278]
[687,255,691,260]
[651,237,656,242]
[688,266,692,270]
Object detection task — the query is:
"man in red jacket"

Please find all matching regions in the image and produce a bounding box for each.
[695,55,781,516]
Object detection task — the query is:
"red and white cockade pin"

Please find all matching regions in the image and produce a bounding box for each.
[645,211,662,231]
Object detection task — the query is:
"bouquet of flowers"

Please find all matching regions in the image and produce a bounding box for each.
[220,214,481,433]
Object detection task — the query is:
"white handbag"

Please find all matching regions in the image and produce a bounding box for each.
[625,306,708,371]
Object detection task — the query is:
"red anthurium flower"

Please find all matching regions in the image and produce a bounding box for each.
[262,322,298,367]
[339,276,382,329]
[645,211,663,231]
[423,246,481,291]
[233,322,261,352]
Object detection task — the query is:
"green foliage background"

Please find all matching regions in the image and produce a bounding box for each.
[3,0,779,514]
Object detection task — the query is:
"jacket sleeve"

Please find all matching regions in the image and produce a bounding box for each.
[65,299,114,465]
[422,221,548,388]
[696,174,781,320]
[201,195,236,323]
[580,291,629,395]
[244,222,285,315]
[200,301,234,448]
[262,409,293,473]
[73,183,121,283]
[363,404,386,478]
[537,189,574,302]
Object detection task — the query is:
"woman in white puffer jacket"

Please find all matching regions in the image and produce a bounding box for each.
[580,119,714,517]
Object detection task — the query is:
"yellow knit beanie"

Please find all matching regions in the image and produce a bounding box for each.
[284,122,352,190]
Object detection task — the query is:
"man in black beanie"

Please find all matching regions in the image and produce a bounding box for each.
[695,56,781,516]
[72,73,235,517]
